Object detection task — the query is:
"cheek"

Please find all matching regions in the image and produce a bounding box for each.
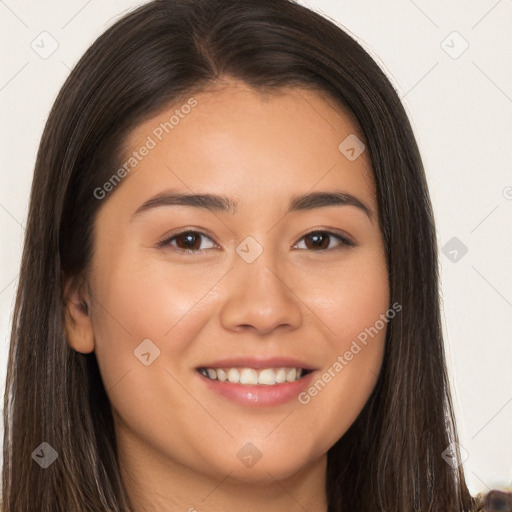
[92,251,214,345]
[87,254,176,388]
[335,258,389,351]
[88,255,233,474]
[300,245,389,347]
[291,250,389,444]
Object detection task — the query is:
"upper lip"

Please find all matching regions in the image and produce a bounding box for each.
[196,356,317,371]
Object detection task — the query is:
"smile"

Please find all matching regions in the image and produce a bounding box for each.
[197,367,312,385]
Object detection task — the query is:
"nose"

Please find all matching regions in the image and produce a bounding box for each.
[219,246,303,335]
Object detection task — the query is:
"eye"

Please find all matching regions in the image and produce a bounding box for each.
[156,229,355,254]
[294,230,355,251]
[156,230,217,253]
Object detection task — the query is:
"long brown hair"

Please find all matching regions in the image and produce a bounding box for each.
[2,0,478,510]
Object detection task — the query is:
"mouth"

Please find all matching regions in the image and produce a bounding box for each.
[196,366,314,385]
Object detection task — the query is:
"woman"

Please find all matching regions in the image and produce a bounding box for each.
[1,0,494,510]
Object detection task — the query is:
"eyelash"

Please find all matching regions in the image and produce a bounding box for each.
[156,229,356,253]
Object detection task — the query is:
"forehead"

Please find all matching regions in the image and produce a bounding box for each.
[113,81,376,214]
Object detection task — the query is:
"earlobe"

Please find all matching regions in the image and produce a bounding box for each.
[62,275,95,354]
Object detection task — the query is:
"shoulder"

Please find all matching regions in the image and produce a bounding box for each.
[474,492,485,511]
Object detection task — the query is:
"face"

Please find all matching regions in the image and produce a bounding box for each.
[65,80,389,498]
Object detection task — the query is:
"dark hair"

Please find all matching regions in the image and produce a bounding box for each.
[2,0,478,510]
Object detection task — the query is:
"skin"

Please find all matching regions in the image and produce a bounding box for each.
[64,79,389,512]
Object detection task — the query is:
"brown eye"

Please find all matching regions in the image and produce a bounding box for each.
[157,231,216,252]
[295,231,355,251]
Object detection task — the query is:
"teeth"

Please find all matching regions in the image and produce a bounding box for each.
[199,367,306,385]
[258,368,275,385]
[227,368,240,383]
[286,368,297,382]
[240,368,258,384]
[275,368,287,383]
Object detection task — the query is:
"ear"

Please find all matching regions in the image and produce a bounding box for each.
[62,272,95,354]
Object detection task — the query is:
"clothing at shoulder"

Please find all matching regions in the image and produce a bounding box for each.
[474,489,512,512]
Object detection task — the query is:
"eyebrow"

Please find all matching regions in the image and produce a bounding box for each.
[130,189,374,221]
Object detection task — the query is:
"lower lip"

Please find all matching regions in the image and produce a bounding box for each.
[197,371,316,407]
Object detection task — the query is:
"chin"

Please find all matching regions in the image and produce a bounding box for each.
[214,446,321,485]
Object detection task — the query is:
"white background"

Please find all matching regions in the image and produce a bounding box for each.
[0,0,511,497]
